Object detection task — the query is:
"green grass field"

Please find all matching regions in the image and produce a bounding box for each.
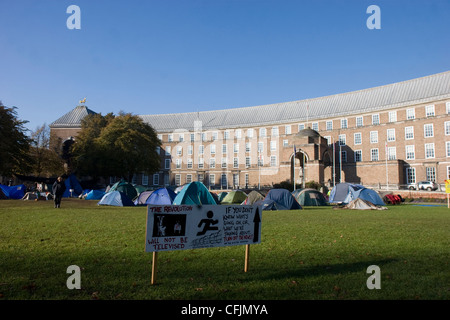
[0,198,449,300]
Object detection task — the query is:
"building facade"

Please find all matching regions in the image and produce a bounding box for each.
[50,71,450,190]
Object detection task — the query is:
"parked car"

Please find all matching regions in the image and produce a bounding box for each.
[416,181,439,191]
[407,183,417,190]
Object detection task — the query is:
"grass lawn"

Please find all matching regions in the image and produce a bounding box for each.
[0,198,449,300]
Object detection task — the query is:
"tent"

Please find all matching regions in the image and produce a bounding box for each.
[85,189,106,200]
[220,190,247,204]
[217,192,228,203]
[0,184,26,199]
[134,190,154,205]
[144,187,176,205]
[344,198,387,210]
[108,179,137,200]
[292,188,328,206]
[63,174,83,197]
[260,189,302,210]
[329,183,385,206]
[243,190,265,205]
[172,181,217,205]
[98,191,135,207]
[0,188,7,200]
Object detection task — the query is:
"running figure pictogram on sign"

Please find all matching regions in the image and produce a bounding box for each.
[197,210,219,236]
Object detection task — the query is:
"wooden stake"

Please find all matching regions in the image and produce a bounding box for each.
[244,244,250,272]
[151,251,158,285]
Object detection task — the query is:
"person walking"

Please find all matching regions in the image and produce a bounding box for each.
[52,176,66,208]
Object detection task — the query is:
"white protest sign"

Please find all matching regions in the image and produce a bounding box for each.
[145,204,262,252]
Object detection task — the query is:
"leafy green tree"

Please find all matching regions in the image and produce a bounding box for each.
[29,124,64,177]
[72,112,161,182]
[0,102,33,176]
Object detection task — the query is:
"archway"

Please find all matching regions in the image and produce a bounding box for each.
[290,150,308,187]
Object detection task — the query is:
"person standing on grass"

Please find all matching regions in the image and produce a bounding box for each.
[52,176,66,208]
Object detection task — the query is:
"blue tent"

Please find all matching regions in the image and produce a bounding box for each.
[145,187,176,205]
[329,183,385,206]
[98,191,135,206]
[85,189,105,200]
[260,189,302,210]
[63,174,83,197]
[0,184,26,199]
[173,181,217,205]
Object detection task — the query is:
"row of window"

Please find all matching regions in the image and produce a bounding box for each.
[405,167,441,184]
[170,155,277,169]
[326,122,449,146]
[341,143,439,162]
[161,141,278,156]
[158,103,449,142]
[174,173,244,188]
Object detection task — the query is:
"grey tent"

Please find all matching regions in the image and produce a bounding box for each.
[292,188,328,206]
[344,198,387,210]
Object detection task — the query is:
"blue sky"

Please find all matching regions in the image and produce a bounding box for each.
[1,0,449,132]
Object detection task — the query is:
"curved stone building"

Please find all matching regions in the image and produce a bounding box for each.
[50,71,450,189]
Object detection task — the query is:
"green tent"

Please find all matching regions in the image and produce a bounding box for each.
[108,179,138,200]
[172,181,217,205]
[292,188,328,206]
[220,190,247,204]
[217,192,228,203]
[243,190,265,205]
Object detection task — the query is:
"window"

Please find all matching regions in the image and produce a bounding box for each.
[233,174,239,187]
[270,155,277,167]
[224,131,230,140]
[285,125,291,135]
[212,132,218,141]
[245,157,251,168]
[210,158,216,168]
[341,119,348,129]
[298,124,305,131]
[371,148,379,161]
[198,157,204,169]
[175,174,181,186]
[445,122,450,135]
[259,128,266,137]
[271,127,279,136]
[165,159,171,169]
[199,145,204,155]
[221,174,227,188]
[388,111,397,123]
[338,134,346,146]
[233,143,239,153]
[247,129,254,138]
[446,102,450,114]
[448,166,450,179]
[424,124,434,138]
[178,134,184,142]
[187,145,193,155]
[201,133,207,142]
[245,142,251,153]
[425,105,435,117]
[156,146,160,155]
[209,174,215,186]
[354,133,362,145]
[356,116,363,127]
[258,154,264,166]
[258,142,264,153]
[235,129,242,139]
[222,144,227,154]
[165,146,171,155]
[340,151,347,162]
[210,144,216,155]
[283,140,289,147]
[426,167,436,182]
[197,174,204,183]
[142,174,149,186]
[233,157,239,168]
[406,167,416,184]
[354,150,362,162]
[425,143,435,159]
[176,146,182,156]
[406,108,415,120]
[387,129,395,142]
[186,174,192,184]
[372,114,380,125]
[387,147,396,160]
[324,136,332,145]
[270,141,276,152]
[326,120,333,131]
[312,122,319,131]
[221,158,227,168]
[187,158,193,169]
[405,126,414,140]
[446,141,450,157]
[245,174,249,187]
[168,134,173,142]
[176,159,181,169]
[370,131,378,143]
[190,133,195,142]
[153,174,159,186]
[406,145,415,160]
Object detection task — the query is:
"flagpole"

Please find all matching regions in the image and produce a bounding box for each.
[385,141,389,190]
[293,145,296,191]
[258,150,261,190]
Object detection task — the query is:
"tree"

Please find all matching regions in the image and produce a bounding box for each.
[29,124,64,177]
[0,102,33,176]
[72,112,161,182]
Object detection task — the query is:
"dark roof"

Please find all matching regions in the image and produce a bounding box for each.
[49,106,96,128]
